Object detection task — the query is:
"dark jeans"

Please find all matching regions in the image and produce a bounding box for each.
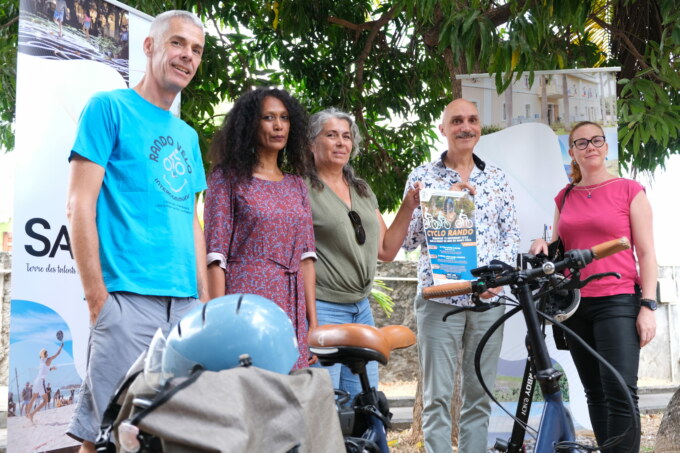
[564,294,640,453]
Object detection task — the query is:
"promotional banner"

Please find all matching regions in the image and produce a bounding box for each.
[455,68,619,438]
[9,1,151,450]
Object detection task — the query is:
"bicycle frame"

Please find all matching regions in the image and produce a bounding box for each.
[513,281,576,453]
[423,237,634,453]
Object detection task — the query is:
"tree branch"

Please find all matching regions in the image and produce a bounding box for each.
[356,6,398,166]
[327,16,374,32]
[355,6,397,93]
[482,2,513,27]
[206,10,252,90]
[325,11,400,167]
[589,14,661,83]
[1,15,18,29]
[442,48,463,99]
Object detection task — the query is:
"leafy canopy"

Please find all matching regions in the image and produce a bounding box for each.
[2,0,679,208]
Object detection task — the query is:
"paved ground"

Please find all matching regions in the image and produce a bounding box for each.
[0,386,674,452]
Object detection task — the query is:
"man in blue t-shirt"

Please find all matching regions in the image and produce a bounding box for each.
[65,11,208,452]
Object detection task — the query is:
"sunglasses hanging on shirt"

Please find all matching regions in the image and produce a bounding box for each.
[348,210,366,245]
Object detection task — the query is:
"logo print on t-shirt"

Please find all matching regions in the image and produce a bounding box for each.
[163,148,188,193]
[149,135,194,200]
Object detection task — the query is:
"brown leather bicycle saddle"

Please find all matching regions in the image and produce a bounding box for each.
[308,324,415,365]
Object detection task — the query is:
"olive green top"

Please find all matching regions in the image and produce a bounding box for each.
[306,179,379,303]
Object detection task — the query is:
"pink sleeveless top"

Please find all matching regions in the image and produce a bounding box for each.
[556,178,643,297]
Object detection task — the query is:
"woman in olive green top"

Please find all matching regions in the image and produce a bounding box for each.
[306,108,421,401]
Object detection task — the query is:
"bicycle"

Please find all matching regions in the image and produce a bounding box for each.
[423,212,442,229]
[309,323,416,453]
[437,212,452,229]
[454,212,473,228]
[422,237,640,453]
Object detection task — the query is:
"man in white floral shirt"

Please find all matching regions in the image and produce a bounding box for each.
[403,99,520,453]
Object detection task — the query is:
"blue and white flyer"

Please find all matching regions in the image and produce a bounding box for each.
[421,188,478,282]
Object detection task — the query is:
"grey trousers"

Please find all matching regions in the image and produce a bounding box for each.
[415,294,504,453]
[67,292,199,443]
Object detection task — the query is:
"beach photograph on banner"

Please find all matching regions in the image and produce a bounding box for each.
[420,188,477,284]
[7,300,80,452]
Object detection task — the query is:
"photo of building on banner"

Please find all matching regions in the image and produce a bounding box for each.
[421,188,477,283]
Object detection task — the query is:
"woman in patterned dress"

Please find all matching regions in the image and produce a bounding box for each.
[204,88,317,370]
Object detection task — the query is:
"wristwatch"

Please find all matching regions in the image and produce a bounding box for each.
[640,298,658,311]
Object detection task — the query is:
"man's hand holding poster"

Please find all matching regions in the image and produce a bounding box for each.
[421,188,477,283]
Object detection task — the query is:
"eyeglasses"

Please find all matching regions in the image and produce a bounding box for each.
[572,135,606,150]
[348,211,366,245]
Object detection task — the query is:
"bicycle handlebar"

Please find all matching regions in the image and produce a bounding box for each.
[422,281,472,299]
[422,237,631,299]
[591,237,631,260]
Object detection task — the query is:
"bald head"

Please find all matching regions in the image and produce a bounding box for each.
[441,99,479,125]
[439,98,481,154]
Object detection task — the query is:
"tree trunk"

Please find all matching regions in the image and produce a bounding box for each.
[655,386,680,452]
[410,373,423,443]
[450,356,462,446]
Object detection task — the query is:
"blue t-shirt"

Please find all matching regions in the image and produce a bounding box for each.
[71,89,207,298]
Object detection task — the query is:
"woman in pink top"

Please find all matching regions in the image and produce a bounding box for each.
[530,121,656,453]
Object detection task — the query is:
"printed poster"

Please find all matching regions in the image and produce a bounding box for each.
[421,188,477,283]
[9,0,151,451]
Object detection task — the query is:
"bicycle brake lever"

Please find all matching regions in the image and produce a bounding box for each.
[473,301,501,312]
[578,272,621,288]
[442,302,500,322]
[442,306,466,322]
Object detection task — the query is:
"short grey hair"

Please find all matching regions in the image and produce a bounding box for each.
[308,108,363,158]
[149,10,204,41]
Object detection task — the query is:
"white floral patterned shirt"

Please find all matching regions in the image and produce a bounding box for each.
[403,152,520,306]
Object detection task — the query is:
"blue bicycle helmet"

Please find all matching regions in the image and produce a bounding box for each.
[150,294,299,386]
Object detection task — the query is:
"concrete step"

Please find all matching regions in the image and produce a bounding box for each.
[390,405,414,431]
[638,385,678,395]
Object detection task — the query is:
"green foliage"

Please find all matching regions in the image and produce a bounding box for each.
[616,0,680,172]
[493,362,571,403]
[0,1,18,152]
[370,279,395,318]
[1,0,679,199]
[481,125,503,135]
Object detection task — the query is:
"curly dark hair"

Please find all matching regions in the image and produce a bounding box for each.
[209,88,309,180]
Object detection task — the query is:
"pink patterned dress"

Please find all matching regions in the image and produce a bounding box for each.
[204,168,316,370]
